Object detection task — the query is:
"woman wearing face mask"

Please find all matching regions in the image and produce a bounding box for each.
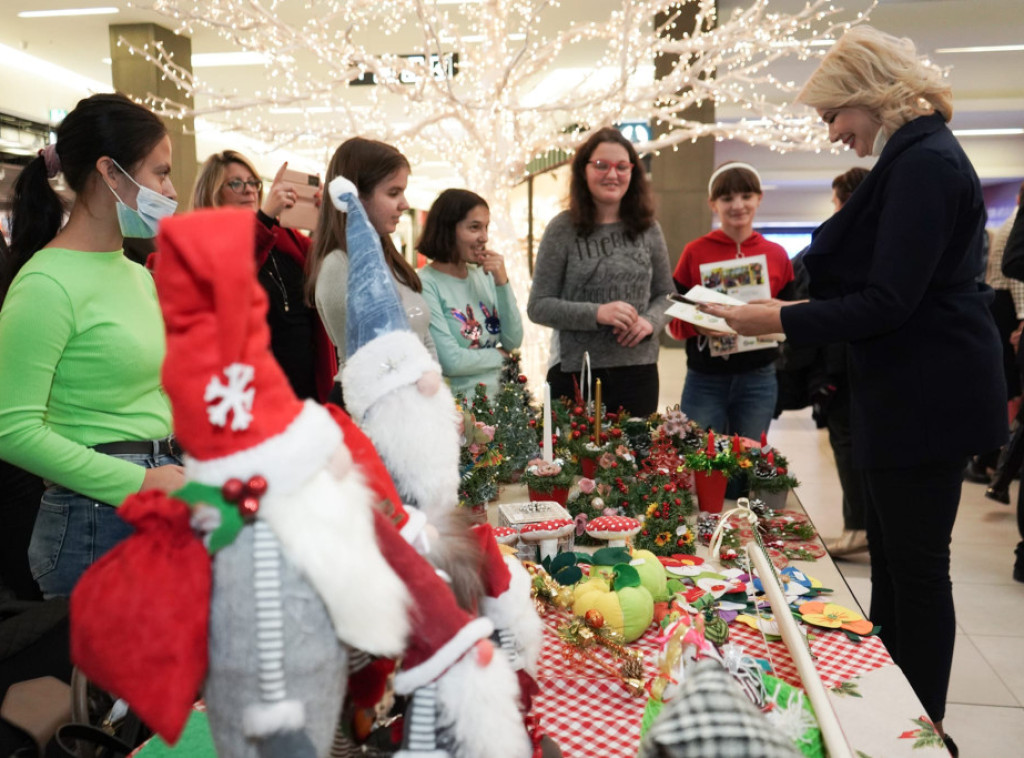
[417,189,523,400]
[308,137,436,405]
[191,152,335,403]
[528,127,675,417]
[0,93,184,598]
[668,162,795,440]
[700,27,1007,752]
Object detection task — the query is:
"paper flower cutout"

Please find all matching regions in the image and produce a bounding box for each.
[797,601,873,635]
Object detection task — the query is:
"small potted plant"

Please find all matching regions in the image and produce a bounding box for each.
[523,457,576,505]
[683,430,740,514]
[656,406,704,454]
[747,449,799,511]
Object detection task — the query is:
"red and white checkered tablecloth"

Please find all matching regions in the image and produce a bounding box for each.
[533,607,895,758]
[726,622,893,689]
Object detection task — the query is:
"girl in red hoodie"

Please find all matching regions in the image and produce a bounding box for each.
[669,163,794,438]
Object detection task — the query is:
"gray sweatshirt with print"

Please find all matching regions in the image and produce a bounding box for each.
[527,211,675,372]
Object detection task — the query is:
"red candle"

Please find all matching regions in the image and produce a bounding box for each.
[767,450,775,466]
[760,431,768,450]
[732,433,741,454]
[706,430,715,456]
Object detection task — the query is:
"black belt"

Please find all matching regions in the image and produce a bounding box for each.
[92,436,182,458]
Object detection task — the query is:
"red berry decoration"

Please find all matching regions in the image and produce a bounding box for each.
[222,478,245,503]
[573,406,584,416]
[238,496,260,519]
[246,475,268,497]
[572,430,581,439]
[518,374,527,384]
[529,419,537,428]
[584,609,605,629]
[611,428,622,438]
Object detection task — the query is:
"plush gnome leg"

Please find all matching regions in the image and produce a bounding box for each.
[474,526,544,680]
[205,521,347,758]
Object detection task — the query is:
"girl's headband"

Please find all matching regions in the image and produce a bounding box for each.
[707,162,761,196]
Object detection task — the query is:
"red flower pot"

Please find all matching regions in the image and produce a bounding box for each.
[529,485,569,506]
[694,470,728,514]
[580,457,598,479]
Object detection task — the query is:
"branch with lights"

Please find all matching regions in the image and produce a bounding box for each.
[123,0,885,377]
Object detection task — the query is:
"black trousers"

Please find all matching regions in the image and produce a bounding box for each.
[546,362,660,418]
[861,459,965,723]
[826,384,867,531]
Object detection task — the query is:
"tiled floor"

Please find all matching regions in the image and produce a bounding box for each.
[656,345,1024,756]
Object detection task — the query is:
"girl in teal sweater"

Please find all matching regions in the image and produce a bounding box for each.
[417,189,523,400]
[0,94,183,597]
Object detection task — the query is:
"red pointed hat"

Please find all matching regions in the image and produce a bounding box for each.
[154,208,341,495]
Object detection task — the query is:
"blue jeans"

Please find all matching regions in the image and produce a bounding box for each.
[28,451,180,599]
[680,364,778,439]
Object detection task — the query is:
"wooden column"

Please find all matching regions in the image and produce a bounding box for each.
[649,5,716,293]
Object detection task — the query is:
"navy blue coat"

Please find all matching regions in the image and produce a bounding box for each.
[781,113,1007,468]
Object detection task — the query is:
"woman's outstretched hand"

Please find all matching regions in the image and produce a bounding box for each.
[698,299,799,336]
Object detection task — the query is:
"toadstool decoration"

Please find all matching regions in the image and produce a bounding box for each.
[586,516,642,549]
[492,526,520,547]
[519,518,574,562]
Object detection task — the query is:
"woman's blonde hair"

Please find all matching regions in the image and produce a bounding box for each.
[797,25,952,137]
[191,150,263,210]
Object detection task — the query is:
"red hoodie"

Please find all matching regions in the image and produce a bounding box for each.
[670,229,794,373]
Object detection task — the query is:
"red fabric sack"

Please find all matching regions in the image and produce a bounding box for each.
[70,490,212,743]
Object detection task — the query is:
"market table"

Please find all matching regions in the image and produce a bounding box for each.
[501,483,952,758]
[131,486,951,757]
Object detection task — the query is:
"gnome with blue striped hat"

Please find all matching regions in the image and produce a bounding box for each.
[329,177,536,758]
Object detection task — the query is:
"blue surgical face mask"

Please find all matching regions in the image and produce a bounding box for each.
[105,158,178,238]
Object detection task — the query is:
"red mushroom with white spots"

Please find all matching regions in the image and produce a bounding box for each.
[519,518,574,561]
[585,515,642,548]
[493,526,520,547]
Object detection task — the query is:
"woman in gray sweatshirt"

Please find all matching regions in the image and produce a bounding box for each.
[527,127,675,417]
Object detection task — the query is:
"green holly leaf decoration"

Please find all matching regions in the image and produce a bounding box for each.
[830,680,862,698]
[611,563,641,590]
[549,552,577,574]
[593,546,632,566]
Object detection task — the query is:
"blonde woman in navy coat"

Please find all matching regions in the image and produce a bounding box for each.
[702,27,1006,754]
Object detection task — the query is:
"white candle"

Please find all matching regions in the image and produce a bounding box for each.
[542,382,553,463]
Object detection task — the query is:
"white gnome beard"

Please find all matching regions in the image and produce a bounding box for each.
[258,465,410,657]
[360,380,461,522]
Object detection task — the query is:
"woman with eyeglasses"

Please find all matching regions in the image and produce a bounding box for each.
[527,127,675,416]
[0,94,184,598]
[668,162,794,440]
[191,151,336,403]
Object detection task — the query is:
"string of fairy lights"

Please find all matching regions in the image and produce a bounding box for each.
[120,0,892,378]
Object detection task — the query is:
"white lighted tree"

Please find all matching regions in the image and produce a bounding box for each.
[123,0,876,373]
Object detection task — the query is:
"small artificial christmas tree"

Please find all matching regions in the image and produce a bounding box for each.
[455,385,501,508]
[491,353,541,483]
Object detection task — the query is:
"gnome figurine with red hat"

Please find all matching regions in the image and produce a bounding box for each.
[69,207,523,758]
[330,177,544,754]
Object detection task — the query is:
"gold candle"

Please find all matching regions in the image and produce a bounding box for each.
[594,378,602,443]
